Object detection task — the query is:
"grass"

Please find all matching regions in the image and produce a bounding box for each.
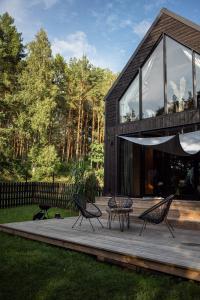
[0,205,76,224]
[0,206,200,300]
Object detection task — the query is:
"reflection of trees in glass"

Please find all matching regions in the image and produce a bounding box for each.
[167,37,194,114]
[156,106,164,116]
[168,90,193,113]
[123,109,137,123]
[169,157,196,198]
[119,74,139,123]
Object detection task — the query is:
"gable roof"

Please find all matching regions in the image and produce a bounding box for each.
[105,8,200,101]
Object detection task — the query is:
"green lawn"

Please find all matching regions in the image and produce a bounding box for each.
[0,206,200,300]
[0,205,76,224]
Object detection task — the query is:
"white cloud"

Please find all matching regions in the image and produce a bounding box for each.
[31,0,61,9]
[51,31,120,72]
[0,0,66,42]
[133,20,151,38]
[120,19,132,28]
[144,0,171,13]
[0,0,26,23]
[52,31,96,59]
[105,13,119,31]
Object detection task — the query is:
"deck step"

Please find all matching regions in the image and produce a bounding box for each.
[96,197,200,231]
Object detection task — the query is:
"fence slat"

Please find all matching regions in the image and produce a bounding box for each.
[0,181,102,209]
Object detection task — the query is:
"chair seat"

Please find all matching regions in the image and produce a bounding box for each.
[106,208,133,214]
[85,210,102,218]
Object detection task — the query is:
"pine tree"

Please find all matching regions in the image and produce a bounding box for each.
[16,29,60,176]
[0,12,24,177]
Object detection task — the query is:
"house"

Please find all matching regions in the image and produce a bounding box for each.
[104,8,200,200]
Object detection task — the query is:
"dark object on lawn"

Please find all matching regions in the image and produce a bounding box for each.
[39,205,51,218]
[33,205,51,220]
[138,194,175,238]
[55,213,63,219]
[33,211,46,220]
[72,194,103,231]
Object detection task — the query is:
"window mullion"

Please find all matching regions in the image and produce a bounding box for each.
[192,51,197,108]
[163,34,167,114]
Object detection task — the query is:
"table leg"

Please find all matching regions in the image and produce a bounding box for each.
[120,214,124,232]
[127,213,130,229]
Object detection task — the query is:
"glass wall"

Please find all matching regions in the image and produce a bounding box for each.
[119,35,198,124]
[195,53,200,107]
[144,148,200,199]
[166,36,194,113]
[142,39,164,118]
[119,74,139,123]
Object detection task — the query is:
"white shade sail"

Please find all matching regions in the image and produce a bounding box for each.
[179,130,200,154]
[119,135,174,146]
[119,130,200,156]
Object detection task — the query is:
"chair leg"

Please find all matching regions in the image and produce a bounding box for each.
[144,221,147,230]
[97,218,104,228]
[127,213,130,229]
[167,219,175,231]
[139,220,147,236]
[72,215,81,228]
[88,218,95,231]
[107,213,112,229]
[165,220,175,238]
[79,216,83,226]
[119,214,124,232]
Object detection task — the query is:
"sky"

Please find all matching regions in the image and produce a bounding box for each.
[0,0,200,72]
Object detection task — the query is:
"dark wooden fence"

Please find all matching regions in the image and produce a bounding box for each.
[0,182,35,208]
[0,182,103,209]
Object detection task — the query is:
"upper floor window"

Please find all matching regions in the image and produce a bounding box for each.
[119,73,139,123]
[119,35,196,124]
[142,39,164,118]
[166,36,194,113]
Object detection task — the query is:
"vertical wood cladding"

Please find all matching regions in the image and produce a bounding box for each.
[104,11,200,195]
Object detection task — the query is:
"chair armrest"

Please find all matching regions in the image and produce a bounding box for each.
[139,195,174,219]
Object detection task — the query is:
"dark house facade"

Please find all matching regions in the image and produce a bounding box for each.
[104,8,200,200]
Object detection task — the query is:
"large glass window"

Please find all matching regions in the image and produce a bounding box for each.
[166,36,194,113]
[142,39,164,119]
[119,74,139,123]
[119,35,197,124]
[195,53,200,107]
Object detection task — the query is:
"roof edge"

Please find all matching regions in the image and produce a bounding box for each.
[105,8,200,101]
[161,8,200,33]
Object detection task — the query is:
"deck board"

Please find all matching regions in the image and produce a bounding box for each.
[0,217,200,281]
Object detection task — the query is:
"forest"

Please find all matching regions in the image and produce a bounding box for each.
[0,12,116,186]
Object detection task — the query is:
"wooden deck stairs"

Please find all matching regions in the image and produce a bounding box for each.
[95,197,200,230]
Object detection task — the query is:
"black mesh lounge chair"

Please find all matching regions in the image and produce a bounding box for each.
[138,194,175,238]
[72,194,103,231]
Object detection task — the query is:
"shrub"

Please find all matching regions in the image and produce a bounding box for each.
[28,145,60,180]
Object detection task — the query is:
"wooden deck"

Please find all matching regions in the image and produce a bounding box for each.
[0,217,200,282]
